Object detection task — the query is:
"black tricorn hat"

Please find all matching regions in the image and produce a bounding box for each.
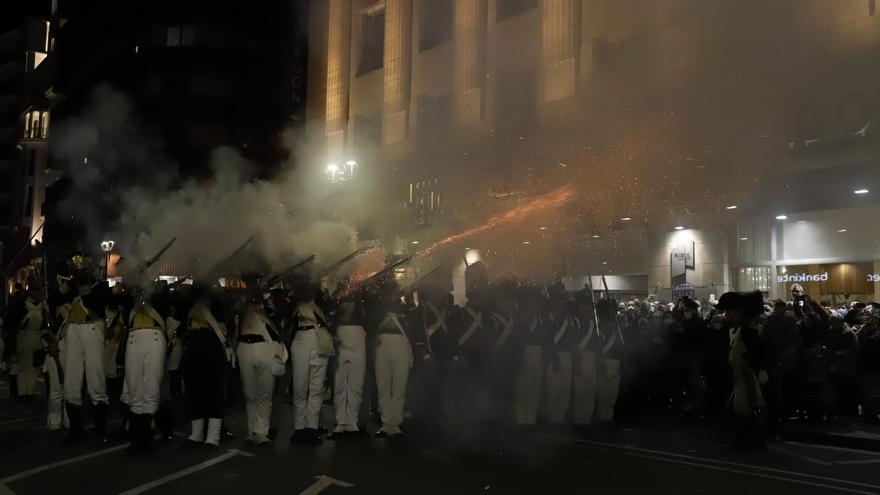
[717,291,764,317]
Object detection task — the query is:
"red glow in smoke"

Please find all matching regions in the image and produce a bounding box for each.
[418,185,576,257]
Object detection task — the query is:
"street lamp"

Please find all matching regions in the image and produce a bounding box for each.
[325,159,358,183]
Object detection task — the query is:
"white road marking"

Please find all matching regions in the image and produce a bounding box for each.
[768,444,833,466]
[1,443,129,483]
[781,441,880,456]
[298,475,355,495]
[542,435,880,491]
[631,454,879,495]
[0,415,45,427]
[118,449,254,495]
[835,458,880,465]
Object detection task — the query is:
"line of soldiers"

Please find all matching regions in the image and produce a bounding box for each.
[3,255,627,455]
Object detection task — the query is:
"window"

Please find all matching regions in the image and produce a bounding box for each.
[166,26,180,46]
[166,25,195,47]
[416,94,452,140]
[23,185,33,218]
[357,10,385,75]
[26,149,36,177]
[23,110,48,139]
[420,0,453,51]
[354,113,382,149]
[496,68,537,124]
[496,0,537,21]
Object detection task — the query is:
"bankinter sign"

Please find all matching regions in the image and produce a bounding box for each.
[777,272,828,283]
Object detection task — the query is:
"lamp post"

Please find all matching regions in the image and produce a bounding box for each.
[100,240,115,280]
[325,159,357,183]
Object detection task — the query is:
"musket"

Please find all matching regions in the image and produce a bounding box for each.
[601,274,626,347]
[136,237,177,274]
[200,236,254,280]
[266,254,316,286]
[585,266,600,340]
[343,256,413,297]
[315,248,369,278]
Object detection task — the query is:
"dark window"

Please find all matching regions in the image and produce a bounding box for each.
[496,68,536,124]
[354,113,382,149]
[166,25,195,47]
[496,0,537,21]
[357,10,385,75]
[416,94,452,140]
[23,185,33,218]
[419,0,453,51]
[27,149,36,176]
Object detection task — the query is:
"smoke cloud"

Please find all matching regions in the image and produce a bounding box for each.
[50,84,359,283]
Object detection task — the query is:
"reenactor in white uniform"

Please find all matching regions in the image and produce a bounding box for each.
[543,302,576,424]
[372,288,419,438]
[45,281,72,432]
[572,302,599,426]
[238,296,285,446]
[63,261,112,443]
[514,300,548,426]
[124,289,167,454]
[332,297,367,436]
[290,285,330,444]
[16,286,48,398]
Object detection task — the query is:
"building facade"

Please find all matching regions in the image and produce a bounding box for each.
[306,1,880,301]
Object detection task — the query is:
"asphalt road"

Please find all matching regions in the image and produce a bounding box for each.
[1,379,880,494]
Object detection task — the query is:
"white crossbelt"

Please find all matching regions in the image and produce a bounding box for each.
[553,318,569,345]
[21,299,46,330]
[602,327,618,355]
[529,317,540,333]
[424,302,448,337]
[128,303,166,332]
[457,307,482,347]
[579,318,595,350]
[380,313,412,348]
[492,314,513,349]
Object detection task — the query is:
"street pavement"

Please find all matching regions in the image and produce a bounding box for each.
[1,379,880,494]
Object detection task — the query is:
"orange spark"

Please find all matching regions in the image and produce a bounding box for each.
[418,185,576,257]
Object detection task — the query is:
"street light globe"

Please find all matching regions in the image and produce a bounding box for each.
[345,160,357,167]
[326,163,339,173]
[100,240,115,252]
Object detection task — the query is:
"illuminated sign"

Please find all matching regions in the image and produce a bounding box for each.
[867,274,880,282]
[777,272,828,283]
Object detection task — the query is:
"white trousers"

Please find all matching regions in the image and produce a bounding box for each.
[63,322,108,406]
[45,341,67,430]
[571,351,598,425]
[238,341,276,436]
[544,351,573,424]
[124,329,166,415]
[292,329,329,430]
[375,334,412,432]
[595,358,620,422]
[514,345,544,425]
[17,330,43,396]
[334,325,365,429]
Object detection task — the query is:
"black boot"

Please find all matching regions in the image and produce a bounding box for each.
[142,414,158,456]
[94,402,109,445]
[126,414,143,455]
[158,401,174,443]
[120,403,131,441]
[66,404,83,442]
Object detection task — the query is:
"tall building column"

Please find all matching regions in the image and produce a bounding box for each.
[453,0,486,124]
[541,0,579,103]
[382,0,412,146]
[325,0,351,159]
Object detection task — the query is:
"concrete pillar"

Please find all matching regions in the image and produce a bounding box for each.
[453,0,486,124]
[541,0,578,103]
[383,0,413,146]
[325,0,352,157]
